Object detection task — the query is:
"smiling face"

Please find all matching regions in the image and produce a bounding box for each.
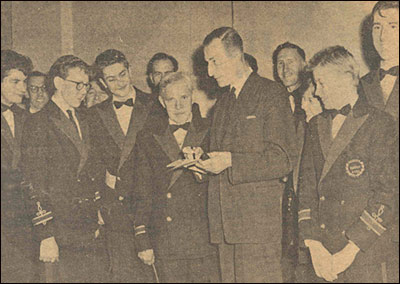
[28,75,49,111]
[277,48,305,89]
[372,8,399,62]
[162,80,193,125]
[1,69,28,105]
[204,38,240,87]
[102,62,132,99]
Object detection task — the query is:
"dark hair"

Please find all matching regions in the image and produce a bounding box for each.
[1,49,33,82]
[244,53,258,73]
[94,49,129,77]
[28,71,46,79]
[372,1,399,17]
[146,52,178,76]
[203,27,243,56]
[272,42,306,83]
[46,55,90,96]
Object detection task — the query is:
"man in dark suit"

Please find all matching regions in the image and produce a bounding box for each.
[1,49,37,283]
[88,49,153,282]
[197,27,297,282]
[133,72,220,282]
[298,46,398,283]
[21,55,108,283]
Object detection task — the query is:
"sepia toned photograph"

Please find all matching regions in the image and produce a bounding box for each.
[1,1,398,283]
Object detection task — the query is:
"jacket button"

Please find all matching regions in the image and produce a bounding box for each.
[118,196,124,201]
[166,216,172,222]
[320,196,325,201]
[117,177,121,181]
[341,200,345,205]
[167,193,172,199]
[320,224,326,229]
[282,176,288,183]
[77,179,81,182]
[91,177,95,181]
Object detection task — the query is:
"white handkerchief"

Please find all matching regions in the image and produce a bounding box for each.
[246,115,256,119]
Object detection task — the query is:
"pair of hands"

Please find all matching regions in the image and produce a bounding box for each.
[186,151,232,175]
[305,239,360,282]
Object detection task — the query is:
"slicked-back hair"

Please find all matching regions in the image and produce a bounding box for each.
[203,27,244,57]
[28,71,46,80]
[46,55,90,96]
[244,53,258,73]
[159,72,193,98]
[94,49,129,76]
[272,42,306,83]
[372,1,399,17]
[1,49,33,82]
[307,45,359,81]
[146,52,179,76]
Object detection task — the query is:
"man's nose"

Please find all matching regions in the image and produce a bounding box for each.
[208,64,215,77]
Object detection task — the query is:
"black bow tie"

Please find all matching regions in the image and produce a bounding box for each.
[1,103,16,113]
[379,66,399,81]
[114,98,134,109]
[323,104,352,119]
[170,122,190,133]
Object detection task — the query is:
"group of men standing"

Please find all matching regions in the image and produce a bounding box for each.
[1,1,399,283]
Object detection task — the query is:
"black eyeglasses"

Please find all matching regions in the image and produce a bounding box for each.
[29,85,47,94]
[64,79,91,91]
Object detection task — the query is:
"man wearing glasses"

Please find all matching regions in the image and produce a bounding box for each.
[26,71,49,114]
[88,49,154,282]
[21,55,108,282]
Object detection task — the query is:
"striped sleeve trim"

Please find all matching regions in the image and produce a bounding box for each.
[298,209,311,223]
[134,225,146,236]
[32,211,53,226]
[360,210,386,236]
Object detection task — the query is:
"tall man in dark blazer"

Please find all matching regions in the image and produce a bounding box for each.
[197,27,298,282]
[133,72,220,282]
[297,46,398,283]
[1,49,36,283]
[20,55,108,282]
[88,49,153,282]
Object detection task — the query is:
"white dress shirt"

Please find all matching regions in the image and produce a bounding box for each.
[52,95,82,139]
[113,88,136,136]
[2,109,15,137]
[169,113,192,149]
[331,96,358,140]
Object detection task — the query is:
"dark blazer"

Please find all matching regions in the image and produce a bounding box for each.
[298,97,397,266]
[133,109,217,259]
[207,72,298,244]
[87,88,153,232]
[20,100,100,248]
[360,69,399,121]
[1,105,36,282]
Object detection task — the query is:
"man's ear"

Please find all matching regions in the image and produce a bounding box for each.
[149,74,155,85]
[53,76,64,91]
[158,96,166,108]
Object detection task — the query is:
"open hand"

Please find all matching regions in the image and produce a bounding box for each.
[195,152,231,174]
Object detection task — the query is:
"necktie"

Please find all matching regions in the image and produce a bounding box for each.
[114,98,134,109]
[323,104,352,119]
[379,66,399,81]
[66,109,81,139]
[170,122,190,133]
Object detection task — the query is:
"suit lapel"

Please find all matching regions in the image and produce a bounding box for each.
[96,100,125,151]
[153,127,181,163]
[317,115,332,160]
[319,111,369,185]
[214,89,230,149]
[76,112,90,175]
[383,77,399,120]
[118,99,149,170]
[364,70,386,109]
[1,114,18,167]
[293,121,306,192]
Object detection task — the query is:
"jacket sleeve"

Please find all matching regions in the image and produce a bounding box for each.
[228,84,298,184]
[345,117,397,251]
[20,115,56,241]
[297,121,322,246]
[132,134,154,252]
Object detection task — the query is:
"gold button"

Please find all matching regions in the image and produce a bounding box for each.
[166,216,172,222]
[320,196,325,201]
[167,193,172,199]
[320,224,326,229]
[119,196,124,201]
[341,200,345,205]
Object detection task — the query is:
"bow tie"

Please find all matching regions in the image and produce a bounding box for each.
[323,104,352,119]
[379,66,399,81]
[1,103,16,113]
[114,98,134,109]
[170,122,190,133]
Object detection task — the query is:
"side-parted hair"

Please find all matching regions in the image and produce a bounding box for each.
[47,55,90,96]
[372,1,399,17]
[203,27,243,57]
[1,49,33,82]
[307,46,360,81]
[146,52,179,76]
[159,72,193,98]
[94,49,129,76]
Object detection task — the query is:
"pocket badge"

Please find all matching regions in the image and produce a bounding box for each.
[345,159,365,178]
